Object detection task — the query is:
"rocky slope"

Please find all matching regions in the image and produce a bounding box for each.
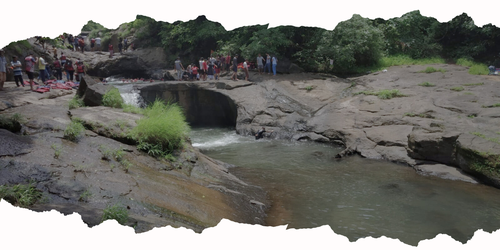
[135,64,500,187]
[0,85,268,232]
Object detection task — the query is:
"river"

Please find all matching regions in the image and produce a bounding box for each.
[190,127,500,245]
[117,83,500,245]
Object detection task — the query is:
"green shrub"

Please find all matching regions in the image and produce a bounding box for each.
[418,82,435,87]
[450,86,464,92]
[101,204,128,225]
[130,100,190,158]
[64,120,85,142]
[69,95,85,109]
[122,104,144,114]
[0,183,42,207]
[456,58,489,75]
[102,87,124,108]
[456,58,475,67]
[468,64,489,75]
[419,67,446,73]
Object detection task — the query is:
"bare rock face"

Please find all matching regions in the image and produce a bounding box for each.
[407,129,461,165]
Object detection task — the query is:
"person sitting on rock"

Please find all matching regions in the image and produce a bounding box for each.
[255,127,273,140]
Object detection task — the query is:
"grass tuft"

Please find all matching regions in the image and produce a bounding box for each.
[354,89,406,99]
[102,87,124,108]
[101,204,128,225]
[64,119,85,142]
[419,67,446,73]
[69,95,85,109]
[0,183,42,207]
[418,82,435,87]
[450,86,464,92]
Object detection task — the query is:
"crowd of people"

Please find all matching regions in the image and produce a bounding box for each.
[173,53,278,82]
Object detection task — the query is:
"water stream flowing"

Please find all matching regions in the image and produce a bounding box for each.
[118,86,500,245]
[190,127,500,245]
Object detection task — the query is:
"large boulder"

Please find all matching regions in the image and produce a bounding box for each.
[78,75,114,106]
[407,128,460,165]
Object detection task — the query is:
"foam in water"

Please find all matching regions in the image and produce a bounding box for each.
[192,130,245,148]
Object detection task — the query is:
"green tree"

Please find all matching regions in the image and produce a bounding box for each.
[316,14,384,73]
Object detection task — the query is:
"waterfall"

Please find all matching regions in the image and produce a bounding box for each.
[114,84,145,108]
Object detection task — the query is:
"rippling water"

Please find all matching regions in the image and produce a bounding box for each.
[190,127,500,245]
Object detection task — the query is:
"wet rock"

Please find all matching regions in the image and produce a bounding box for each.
[413,164,478,183]
[0,129,32,156]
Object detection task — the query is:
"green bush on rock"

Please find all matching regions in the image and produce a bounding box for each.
[64,119,85,142]
[102,87,124,108]
[129,100,190,158]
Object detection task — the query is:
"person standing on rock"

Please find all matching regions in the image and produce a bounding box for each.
[73,36,79,52]
[37,56,47,84]
[174,57,184,81]
[24,53,37,90]
[118,38,123,54]
[64,60,75,81]
[95,37,101,51]
[123,38,128,52]
[202,58,208,81]
[264,53,271,74]
[257,54,264,74]
[226,54,231,71]
[60,53,66,67]
[76,62,85,81]
[0,49,7,91]
[243,59,249,81]
[90,37,96,51]
[53,57,62,80]
[272,55,278,76]
[10,56,25,87]
[191,64,199,80]
[231,54,239,81]
[109,44,114,58]
[207,59,215,80]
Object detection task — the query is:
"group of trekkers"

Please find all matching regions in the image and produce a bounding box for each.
[64,34,132,58]
[0,45,85,92]
[174,53,278,82]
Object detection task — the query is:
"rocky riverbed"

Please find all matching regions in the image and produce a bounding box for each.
[1,48,500,233]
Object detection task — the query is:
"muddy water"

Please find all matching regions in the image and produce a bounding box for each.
[190,127,500,245]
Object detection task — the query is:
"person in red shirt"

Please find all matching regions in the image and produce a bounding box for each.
[109,44,114,58]
[202,59,208,81]
[191,64,199,80]
[226,54,231,71]
[76,62,85,81]
[53,59,62,80]
[64,60,75,81]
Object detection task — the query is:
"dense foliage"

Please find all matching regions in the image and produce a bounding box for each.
[80,12,500,75]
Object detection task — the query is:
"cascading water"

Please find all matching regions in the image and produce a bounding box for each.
[113,83,145,107]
